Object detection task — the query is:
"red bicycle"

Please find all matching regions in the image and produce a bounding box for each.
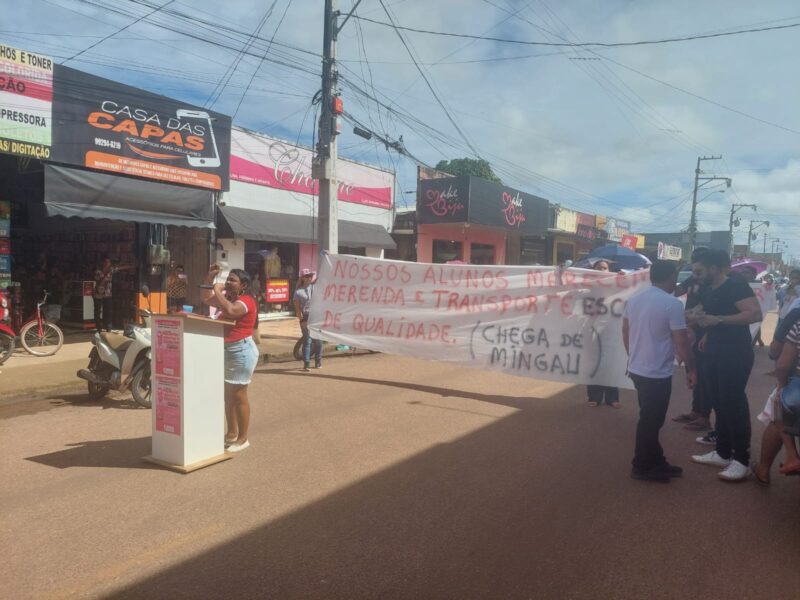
[0,290,64,364]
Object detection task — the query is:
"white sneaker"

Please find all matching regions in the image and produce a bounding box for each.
[691,451,731,468]
[718,461,751,481]
[226,440,250,453]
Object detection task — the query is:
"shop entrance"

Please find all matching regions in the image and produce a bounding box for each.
[244,241,298,318]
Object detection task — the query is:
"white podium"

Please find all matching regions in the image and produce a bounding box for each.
[144,313,234,473]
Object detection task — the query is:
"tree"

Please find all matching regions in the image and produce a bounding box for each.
[434,158,501,184]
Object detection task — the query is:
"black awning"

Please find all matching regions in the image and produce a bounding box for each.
[218,205,396,249]
[44,164,215,228]
[339,220,396,250]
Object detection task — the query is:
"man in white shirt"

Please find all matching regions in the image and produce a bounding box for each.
[623,260,697,482]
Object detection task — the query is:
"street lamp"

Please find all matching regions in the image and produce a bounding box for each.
[700,189,725,203]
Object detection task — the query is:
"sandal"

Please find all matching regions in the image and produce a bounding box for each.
[587,402,599,407]
[610,402,622,409]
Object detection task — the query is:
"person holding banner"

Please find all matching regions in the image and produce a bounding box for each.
[691,250,762,481]
[623,260,696,483]
[587,259,621,408]
[294,268,321,371]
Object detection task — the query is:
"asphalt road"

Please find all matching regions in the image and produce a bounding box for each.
[2,349,799,599]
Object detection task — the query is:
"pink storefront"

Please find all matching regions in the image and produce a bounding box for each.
[416,176,549,265]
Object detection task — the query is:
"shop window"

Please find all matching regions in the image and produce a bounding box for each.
[520,236,546,266]
[555,241,575,265]
[244,241,298,315]
[432,240,463,263]
[470,243,495,265]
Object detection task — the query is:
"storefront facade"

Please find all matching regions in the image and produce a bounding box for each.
[217,127,396,319]
[0,43,230,328]
[416,175,549,265]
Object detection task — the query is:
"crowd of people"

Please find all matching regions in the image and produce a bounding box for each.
[623,248,800,485]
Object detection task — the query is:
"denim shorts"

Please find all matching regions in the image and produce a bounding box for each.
[224,337,259,385]
[780,377,800,416]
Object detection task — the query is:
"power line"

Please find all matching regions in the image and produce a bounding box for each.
[205,2,278,109]
[231,0,295,120]
[600,56,800,136]
[376,0,483,159]
[62,0,176,63]
[351,14,800,48]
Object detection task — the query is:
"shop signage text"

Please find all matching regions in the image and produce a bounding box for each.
[230,129,393,209]
[0,43,53,159]
[51,65,231,190]
[657,242,682,261]
[266,279,290,303]
[419,176,548,235]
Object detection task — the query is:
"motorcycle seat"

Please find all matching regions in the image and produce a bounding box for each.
[101,332,133,352]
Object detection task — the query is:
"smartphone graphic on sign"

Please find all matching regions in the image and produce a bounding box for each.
[176,109,221,168]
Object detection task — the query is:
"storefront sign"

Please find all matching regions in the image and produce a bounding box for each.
[310,255,652,389]
[266,279,290,303]
[554,207,577,233]
[230,128,393,208]
[620,235,638,249]
[657,242,682,261]
[419,176,549,235]
[51,65,231,190]
[418,176,469,223]
[0,44,53,159]
[604,217,631,242]
[576,224,598,240]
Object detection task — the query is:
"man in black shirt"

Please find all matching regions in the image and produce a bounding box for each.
[690,250,762,481]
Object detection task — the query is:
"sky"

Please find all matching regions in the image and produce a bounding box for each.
[3,0,800,259]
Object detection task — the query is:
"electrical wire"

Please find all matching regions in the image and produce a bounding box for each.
[376,0,483,160]
[350,14,800,48]
[232,0,295,120]
[62,0,176,63]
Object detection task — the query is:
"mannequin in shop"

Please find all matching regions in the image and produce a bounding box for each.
[264,247,282,279]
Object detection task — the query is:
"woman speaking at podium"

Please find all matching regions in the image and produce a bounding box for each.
[201,264,259,453]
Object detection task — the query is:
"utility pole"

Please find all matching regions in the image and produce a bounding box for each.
[314,0,364,254]
[763,232,768,254]
[315,0,340,254]
[687,155,731,257]
[728,203,756,256]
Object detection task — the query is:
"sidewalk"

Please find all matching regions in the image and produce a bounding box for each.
[0,317,362,400]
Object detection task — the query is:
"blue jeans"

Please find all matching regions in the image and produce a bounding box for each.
[303,332,321,364]
[781,377,800,415]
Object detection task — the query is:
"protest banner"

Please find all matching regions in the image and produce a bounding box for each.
[309,255,653,390]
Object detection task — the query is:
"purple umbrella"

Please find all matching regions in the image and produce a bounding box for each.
[731,259,768,275]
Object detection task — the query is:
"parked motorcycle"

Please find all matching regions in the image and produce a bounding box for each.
[77,286,152,407]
